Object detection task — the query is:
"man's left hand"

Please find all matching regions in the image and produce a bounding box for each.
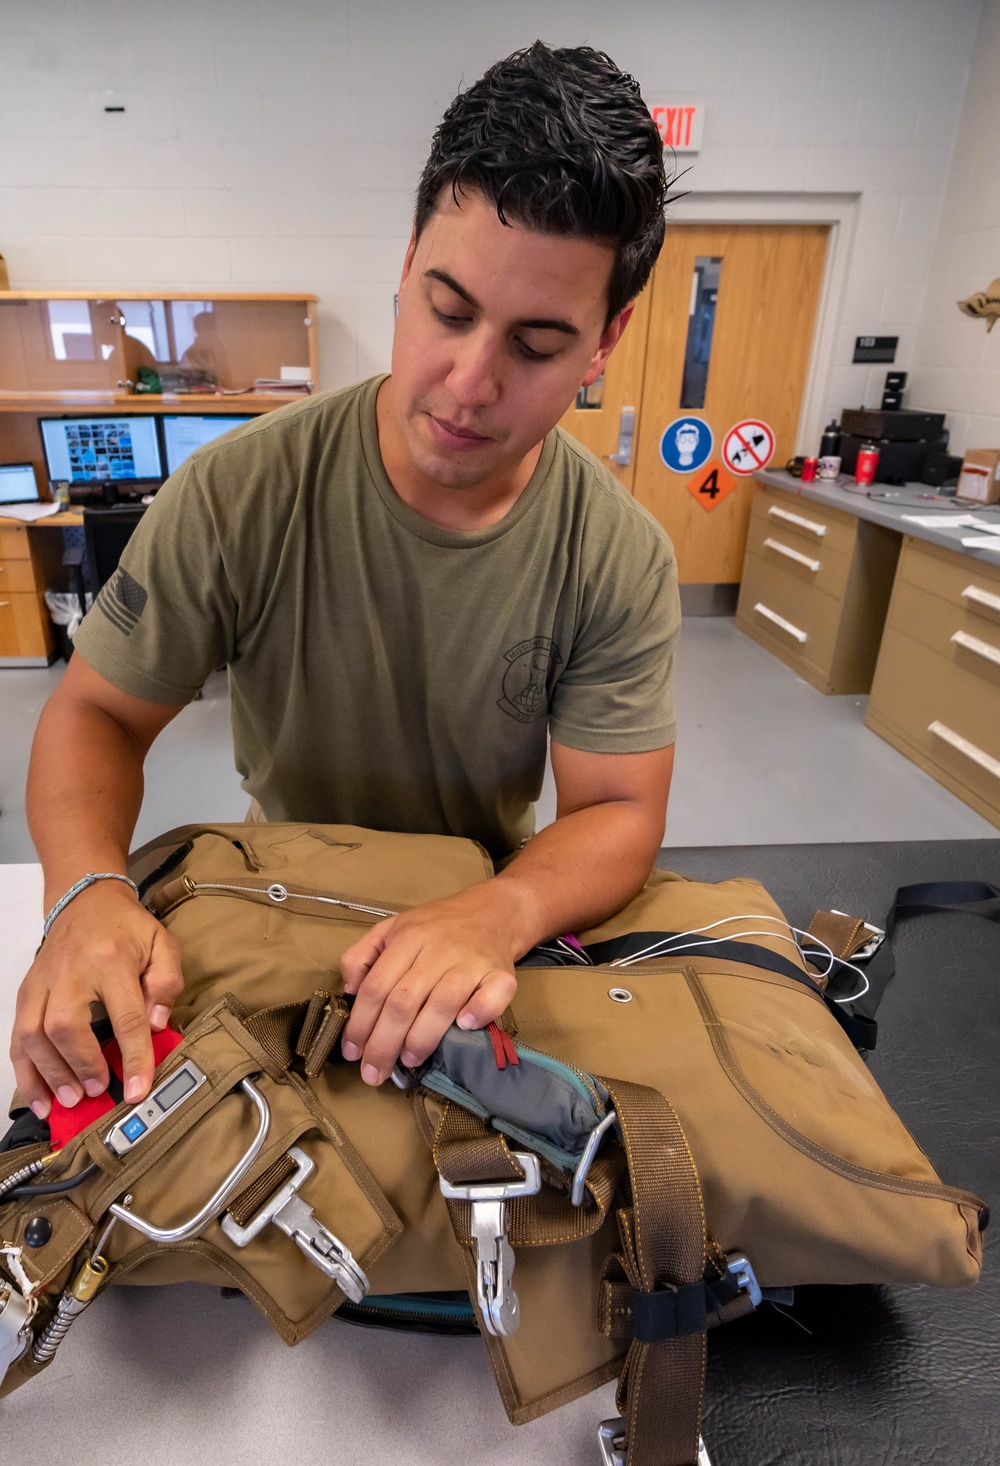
[338,888,520,1085]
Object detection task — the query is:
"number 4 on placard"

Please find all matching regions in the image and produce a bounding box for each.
[686,457,736,512]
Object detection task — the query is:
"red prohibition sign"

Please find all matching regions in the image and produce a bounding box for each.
[722,419,775,476]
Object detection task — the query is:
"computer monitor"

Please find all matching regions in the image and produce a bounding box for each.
[161,415,254,475]
[39,415,163,486]
[0,463,41,506]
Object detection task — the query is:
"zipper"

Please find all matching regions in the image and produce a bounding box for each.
[179,877,399,921]
[511,1041,606,1118]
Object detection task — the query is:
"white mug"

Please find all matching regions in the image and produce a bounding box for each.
[817,455,842,480]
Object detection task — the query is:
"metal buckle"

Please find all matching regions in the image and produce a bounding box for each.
[570,1109,618,1206]
[438,1150,541,1337]
[726,1252,762,1308]
[109,1077,271,1244]
[221,1145,370,1304]
[598,1418,712,1465]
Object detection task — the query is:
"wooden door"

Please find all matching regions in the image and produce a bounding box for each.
[557,286,652,493]
[632,225,829,584]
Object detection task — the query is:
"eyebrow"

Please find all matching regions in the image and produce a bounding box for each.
[424,268,580,337]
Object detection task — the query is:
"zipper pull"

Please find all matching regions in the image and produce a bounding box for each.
[487,1022,519,1071]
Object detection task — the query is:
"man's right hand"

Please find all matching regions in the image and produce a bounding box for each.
[10,881,184,1119]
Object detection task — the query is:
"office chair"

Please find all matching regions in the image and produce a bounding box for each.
[82,504,147,600]
[81,503,205,699]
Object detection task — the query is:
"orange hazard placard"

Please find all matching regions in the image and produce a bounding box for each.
[686,458,736,511]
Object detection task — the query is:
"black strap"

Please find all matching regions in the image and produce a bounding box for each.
[842,881,1000,1052]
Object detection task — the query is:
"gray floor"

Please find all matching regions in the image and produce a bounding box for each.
[1,618,995,865]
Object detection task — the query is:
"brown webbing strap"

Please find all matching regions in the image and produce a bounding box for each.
[294,991,351,1076]
[431,1100,625,1247]
[807,910,872,963]
[601,1077,707,1466]
[227,1151,298,1227]
[242,1001,309,1074]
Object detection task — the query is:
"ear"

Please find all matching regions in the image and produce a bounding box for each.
[579,301,636,388]
[398,224,419,293]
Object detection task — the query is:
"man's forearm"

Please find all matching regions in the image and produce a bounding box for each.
[475,798,664,957]
[27,694,146,908]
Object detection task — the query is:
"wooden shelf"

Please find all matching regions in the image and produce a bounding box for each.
[0,290,317,303]
[0,392,313,414]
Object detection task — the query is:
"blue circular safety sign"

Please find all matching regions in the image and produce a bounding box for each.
[660,416,713,474]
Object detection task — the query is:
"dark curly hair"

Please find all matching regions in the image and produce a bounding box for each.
[415,42,672,326]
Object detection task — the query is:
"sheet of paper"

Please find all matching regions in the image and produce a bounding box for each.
[900,513,979,527]
[960,535,1000,551]
[968,517,1000,534]
[0,502,62,523]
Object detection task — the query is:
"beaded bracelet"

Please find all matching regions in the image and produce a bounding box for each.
[42,872,139,941]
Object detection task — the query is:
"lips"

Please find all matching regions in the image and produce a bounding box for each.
[427,414,492,451]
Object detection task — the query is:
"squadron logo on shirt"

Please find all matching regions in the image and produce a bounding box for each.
[497,637,562,723]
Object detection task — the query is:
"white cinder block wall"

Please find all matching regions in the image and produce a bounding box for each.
[0,0,986,441]
[908,0,1000,457]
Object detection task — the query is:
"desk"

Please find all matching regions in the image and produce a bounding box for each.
[1,839,996,1464]
[737,472,1000,828]
[0,511,81,665]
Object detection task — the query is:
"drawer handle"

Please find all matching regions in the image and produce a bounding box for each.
[962,584,1000,616]
[951,629,1000,667]
[762,537,820,572]
[767,505,827,538]
[928,720,1000,781]
[753,602,808,643]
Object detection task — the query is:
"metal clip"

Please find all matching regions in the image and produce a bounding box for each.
[570,1109,618,1206]
[598,1418,712,1466]
[726,1252,762,1308]
[221,1146,369,1304]
[438,1151,541,1337]
[0,1280,34,1382]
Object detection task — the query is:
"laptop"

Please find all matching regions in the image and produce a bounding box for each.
[0,463,42,508]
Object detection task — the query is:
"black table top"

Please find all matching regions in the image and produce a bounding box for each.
[655,841,1000,1466]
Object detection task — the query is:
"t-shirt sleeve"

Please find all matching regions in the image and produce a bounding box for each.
[72,463,236,705]
[548,527,680,754]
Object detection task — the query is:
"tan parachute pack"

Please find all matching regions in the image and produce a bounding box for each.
[0,824,986,1466]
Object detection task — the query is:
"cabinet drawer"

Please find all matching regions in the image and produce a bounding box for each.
[0,557,45,593]
[0,526,31,561]
[867,628,1000,822]
[745,515,852,600]
[896,536,1000,622]
[738,551,841,674]
[887,574,1000,683]
[751,485,858,559]
[0,590,53,658]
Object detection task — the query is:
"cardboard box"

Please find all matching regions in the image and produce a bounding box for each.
[956,448,1000,504]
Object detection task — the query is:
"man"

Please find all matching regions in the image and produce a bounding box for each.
[11,43,680,1120]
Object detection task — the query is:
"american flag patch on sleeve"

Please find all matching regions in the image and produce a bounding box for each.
[96,568,148,637]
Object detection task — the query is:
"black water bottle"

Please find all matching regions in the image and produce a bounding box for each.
[819,420,841,458]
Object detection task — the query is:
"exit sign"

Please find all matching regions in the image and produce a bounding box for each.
[650,103,705,153]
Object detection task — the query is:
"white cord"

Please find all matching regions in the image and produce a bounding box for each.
[610,913,871,1004]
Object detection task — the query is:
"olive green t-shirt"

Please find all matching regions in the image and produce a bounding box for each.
[74,376,680,861]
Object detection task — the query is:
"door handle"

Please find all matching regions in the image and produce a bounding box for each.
[605,406,636,467]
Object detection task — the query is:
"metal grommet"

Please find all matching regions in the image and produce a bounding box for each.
[266,883,288,903]
[608,988,633,1004]
[183,875,196,894]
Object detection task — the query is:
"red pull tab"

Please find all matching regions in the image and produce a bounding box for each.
[486,1021,519,1071]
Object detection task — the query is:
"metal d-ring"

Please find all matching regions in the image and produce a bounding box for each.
[108,1078,271,1244]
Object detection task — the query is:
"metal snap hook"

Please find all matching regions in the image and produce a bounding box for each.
[608,988,633,1004]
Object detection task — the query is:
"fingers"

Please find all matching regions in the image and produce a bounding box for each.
[342,952,517,1086]
[340,921,392,995]
[141,927,184,1030]
[102,980,154,1103]
[12,981,109,1114]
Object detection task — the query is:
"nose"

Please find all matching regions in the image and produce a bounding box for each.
[445,327,503,411]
